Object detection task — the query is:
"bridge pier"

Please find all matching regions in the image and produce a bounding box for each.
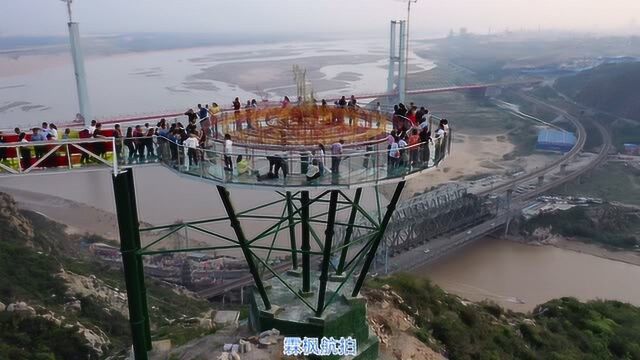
[537,175,545,187]
[506,188,514,210]
[560,163,568,174]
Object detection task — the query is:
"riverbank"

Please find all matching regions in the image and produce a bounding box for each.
[420,236,640,312]
[508,234,640,267]
[0,186,119,240]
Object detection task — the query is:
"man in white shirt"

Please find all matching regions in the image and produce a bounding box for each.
[224,134,233,171]
[434,124,446,164]
[184,132,199,169]
[48,124,58,140]
[41,122,50,138]
[87,120,97,135]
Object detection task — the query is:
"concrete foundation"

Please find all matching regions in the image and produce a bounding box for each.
[248,271,379,360]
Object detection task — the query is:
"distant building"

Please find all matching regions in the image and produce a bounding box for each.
[624,143,640,155]
[536,129,576,153]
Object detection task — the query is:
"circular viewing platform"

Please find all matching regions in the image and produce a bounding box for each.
[0,103,451,190]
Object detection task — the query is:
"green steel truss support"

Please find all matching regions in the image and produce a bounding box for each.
[315,191,339,316]
[216,185,272,310]
[114,168,407,352]
[336,188,362,275]
[113,169,150,360]
[285,191,298,270]
[352,181,406,297]
[300,191,312,293]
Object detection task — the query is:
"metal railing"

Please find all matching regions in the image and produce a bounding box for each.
[0,137,118,175]
[0,132,452,188]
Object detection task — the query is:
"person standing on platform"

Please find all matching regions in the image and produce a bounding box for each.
[388,136,400,175]
[224,134,233,171]
[113,124,123,159]
[30,127,46,159]
[197,104,208,121]
[144,126,156,159]
[338,96,347,108]
[398,135,409,169]
[419,126,432,166]
[133,125,145,161]
[49,124,58,140]
[233,97,242,131]
[124,127,136,163]
[41,122,50,138]
[184,132,199,169]
[18,132,31,171]
[331,139,344,174]
[408,128,420,168]
[316,143,326,176]
[88,120,97,135]
[93,123,107,158]
[209,102,221,138]
[0,131,6,163]
[433,123,446,165]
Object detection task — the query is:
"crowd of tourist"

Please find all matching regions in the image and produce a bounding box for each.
[385,101,450,176]
[1,96,449,178]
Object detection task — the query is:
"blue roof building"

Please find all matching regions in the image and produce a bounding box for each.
[536,129,576,153]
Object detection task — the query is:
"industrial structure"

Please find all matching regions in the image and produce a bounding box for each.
[0,106,451,360]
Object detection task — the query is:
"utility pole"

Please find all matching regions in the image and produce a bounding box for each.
[61,0,91,127]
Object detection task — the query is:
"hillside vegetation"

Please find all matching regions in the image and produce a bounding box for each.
[523,204,640,249]
[371,274,640,360]
[0,193,212,359]
[555,62,640,122]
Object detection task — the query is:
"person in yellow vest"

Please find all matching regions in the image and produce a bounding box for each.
[209,102,221,138]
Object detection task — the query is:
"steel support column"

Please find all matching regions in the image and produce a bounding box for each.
[216,186,271,310]
[352,181,406,297]
[387,21,398,94]
[286,191,298,270]
[316,191,339,317]
[113,169,148,360]
[300,191,311,293]
[126,171,151,350]
[336,188,362,275]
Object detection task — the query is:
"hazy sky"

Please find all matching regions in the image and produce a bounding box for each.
[1,0,639,38]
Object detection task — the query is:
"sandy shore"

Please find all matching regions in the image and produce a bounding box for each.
[191,54,383,94]
[0,53,72,77]
[550,238,640,267]
[399,131,515,198]
[508,234,640,267]
[0,186,120,240]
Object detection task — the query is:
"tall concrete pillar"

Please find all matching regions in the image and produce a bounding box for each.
[387,21,398,94]
[68,22,91,127]
[398,20,407,104]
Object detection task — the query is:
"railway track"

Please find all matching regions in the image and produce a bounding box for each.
[477,92,589,197]
[514,96,612,200]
